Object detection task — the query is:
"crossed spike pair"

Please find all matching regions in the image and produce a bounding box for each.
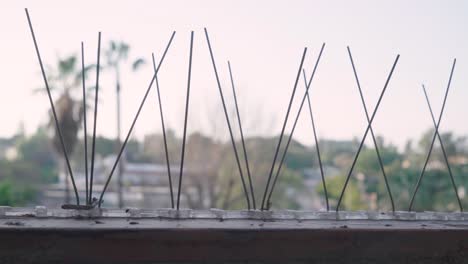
[336,53,462,212]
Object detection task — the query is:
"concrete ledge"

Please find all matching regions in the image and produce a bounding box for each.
[0,216,467,230]
[0,208,466,263]
[0,207,466,221]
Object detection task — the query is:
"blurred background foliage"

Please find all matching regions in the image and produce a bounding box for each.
[2,44,466,211]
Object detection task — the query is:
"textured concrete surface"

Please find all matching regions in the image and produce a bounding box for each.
[0,206,467,221]
[0,207,466,263]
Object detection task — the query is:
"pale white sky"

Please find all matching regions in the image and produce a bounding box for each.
[0,0,467,148]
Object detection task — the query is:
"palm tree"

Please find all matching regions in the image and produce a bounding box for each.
[39,55,86,203]
[104,41,145,207]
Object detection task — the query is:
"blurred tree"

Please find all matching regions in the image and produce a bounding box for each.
[317,174,366,211]
[172,132,306,210]
[17,126,58,183]
[37,55,92,203]
[0,160,39,206]
[350,129,468,211]
[390,130,468,211]
[319,139,360,167]
[141,130,181,164]
[282,135,316,170]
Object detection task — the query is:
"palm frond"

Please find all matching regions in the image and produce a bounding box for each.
[132,58,146,71]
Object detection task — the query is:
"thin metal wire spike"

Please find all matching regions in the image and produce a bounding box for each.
[410,84,463,212]
[347,46,395,212]
[98,31,176,207]
[336,54,400,212]
[260,48,308,211]
[81,42,89,205]
[89,32,101,205]
[304,69,329,211]
[25,8,80,205]
[227,61,256,209]
[152,53,175,209]
[176,31,194,210]
[265,43,325,210]
[408,60,455,212]
[421,84,463,212]
[204,28,251,210]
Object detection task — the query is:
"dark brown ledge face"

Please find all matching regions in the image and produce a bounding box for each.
[0,208,467,264]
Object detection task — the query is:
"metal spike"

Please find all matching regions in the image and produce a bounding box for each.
[421,84,463,211]
[227,61,256,209]
[25,8,80,205]
[176,31,194,210]
[265,43,325,210]
[304,69,329,211]
[410,70,463,212]
[336,54,400,212]
[89,32,101,204]
[81,42,89,205]
[98,31,176,207]
[408,60,455,211]
[260,48,308,210]
[152,53,175,209]
[347,46,395,212]
[204,28,251,210]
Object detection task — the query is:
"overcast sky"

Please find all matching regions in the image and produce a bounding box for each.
[1,0,467,148]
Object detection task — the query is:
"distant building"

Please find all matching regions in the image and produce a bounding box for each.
[40,155,190,208]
